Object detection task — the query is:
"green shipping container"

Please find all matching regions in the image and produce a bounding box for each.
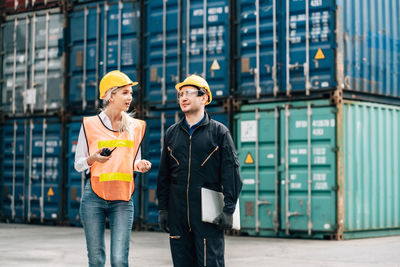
[235,99,400,239]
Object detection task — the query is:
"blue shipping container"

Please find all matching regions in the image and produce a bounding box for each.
[68,0,140,112]
[238,0,400,99]
[65,115,141,225]
[145,0,230,107]
[1,9,65,115]
[1,117,62,223]
[141,106,229,227]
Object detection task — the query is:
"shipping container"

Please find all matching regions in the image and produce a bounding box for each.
[145,0,230,108]
[237,0,400,101]
[235,99,400,239]
[2,0,61,15]
[65,114,141,226]
[140,106,230,227]
[0,117,63,223]
[1,9,65,115]
[68,0,140,112]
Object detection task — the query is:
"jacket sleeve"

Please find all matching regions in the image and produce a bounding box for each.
[157,134,170,211]
[220,130,243,214]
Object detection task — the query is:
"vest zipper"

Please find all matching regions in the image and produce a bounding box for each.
[167,146,180,165]
[201,145,219,167]
[204,238,207,266]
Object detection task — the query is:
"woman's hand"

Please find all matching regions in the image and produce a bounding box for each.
[87,148,111,166]
[135,160,152,173]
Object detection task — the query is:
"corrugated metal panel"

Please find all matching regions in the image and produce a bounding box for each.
[145,0,230,107]
[1,9,64,115]
[343,102,400,232]
[339,0,400,96]
[235,100,400,239]
[65,115,141,225]
[68,1,139,111]
[141,106,229,227]
[2,0,60,14]
[0,117,62,223]
[237,0,400,99]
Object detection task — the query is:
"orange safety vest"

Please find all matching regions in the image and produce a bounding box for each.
[83,115,146,201]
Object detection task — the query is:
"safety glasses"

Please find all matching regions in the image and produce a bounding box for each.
[177,88,206,99]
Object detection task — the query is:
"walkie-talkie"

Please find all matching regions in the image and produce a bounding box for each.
[100,147,117,156]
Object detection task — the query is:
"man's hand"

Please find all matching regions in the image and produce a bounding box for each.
[158,210,169,233]
[212,211,233,230]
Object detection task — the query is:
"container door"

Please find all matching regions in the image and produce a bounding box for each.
[238,0,279,98]
[145,0,181,106]
[183,0,229,99]
[69,4,102,110]
[2,16,30,114]
[1,119,27,222]
[66,118,85,224]
[235,107,279,235]
[26,118,62,222]
[282,0,336,95]
[280,104,336,235]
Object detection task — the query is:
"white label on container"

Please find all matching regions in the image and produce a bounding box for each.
[314,156,326,164]
[298,148,307,155]
[290,149,298,155]
[313,147,326,155]
[25,88,37,105]
[243,179,255,185]
[290,182,302,189]
[331,119,335,127]
[267,153,274,159]
[315,182,328,190]
[216,90,223,96]
[311,0,323,7]
[313,128,324,136]
[313,120,330,127]
[291,157,298,163]
[324,223,331,229]
[296,121,307,128]
[321,81,329,87]
[290,174,297,180]
[313,173,327,181]
[241,120,257,142]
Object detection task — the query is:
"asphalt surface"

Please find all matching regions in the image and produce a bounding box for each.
[0,223,399,266]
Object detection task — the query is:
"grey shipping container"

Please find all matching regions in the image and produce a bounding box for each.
[235,99,400,239]
[1,8,65,115]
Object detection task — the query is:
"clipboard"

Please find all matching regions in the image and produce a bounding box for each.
[201,187,240,230]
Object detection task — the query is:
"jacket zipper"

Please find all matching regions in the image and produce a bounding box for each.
[204,238,207,266]
[167,146,180,165]
[187,134,192,231]
[201,145,219,167]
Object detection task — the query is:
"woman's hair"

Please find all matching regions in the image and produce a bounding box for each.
[101,86,135,133]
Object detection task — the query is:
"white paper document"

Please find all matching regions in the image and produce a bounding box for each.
[201,187,240,230]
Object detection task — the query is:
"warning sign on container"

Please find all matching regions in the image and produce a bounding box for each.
[47,187,55,197]
[245,153,254,164]
[314,48,325,60]
[241,120,257,142]
[210,59,220,71]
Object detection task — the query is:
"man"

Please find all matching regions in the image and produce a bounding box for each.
[157,75,242,267]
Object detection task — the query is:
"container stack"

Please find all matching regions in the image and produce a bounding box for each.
[1,0,399,240]
[0,2,66,224]
[140,0,234,229]
[233,0,400,239]
[64,0,142,226]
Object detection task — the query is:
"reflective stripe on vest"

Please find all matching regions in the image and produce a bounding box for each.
[83,115,146,201]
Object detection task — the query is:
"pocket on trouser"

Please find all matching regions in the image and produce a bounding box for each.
[169,234,196,267]
[196,237,224,267]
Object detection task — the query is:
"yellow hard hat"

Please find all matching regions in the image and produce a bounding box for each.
[99,70,138,99]
[175,75,212,105]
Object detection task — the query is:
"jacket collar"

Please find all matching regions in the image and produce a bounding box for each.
[179,111,210,129]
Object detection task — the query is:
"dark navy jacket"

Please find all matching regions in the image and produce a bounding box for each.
[157,112,242,232]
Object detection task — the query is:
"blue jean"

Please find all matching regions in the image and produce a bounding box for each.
[80,180,134,267]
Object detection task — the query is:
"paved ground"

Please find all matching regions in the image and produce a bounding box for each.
[0,223,399,266]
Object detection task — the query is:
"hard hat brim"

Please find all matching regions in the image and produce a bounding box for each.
[99,81,139,99]
[175,81,198,91]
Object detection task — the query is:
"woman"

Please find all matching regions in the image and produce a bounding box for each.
[74,70,151,267]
